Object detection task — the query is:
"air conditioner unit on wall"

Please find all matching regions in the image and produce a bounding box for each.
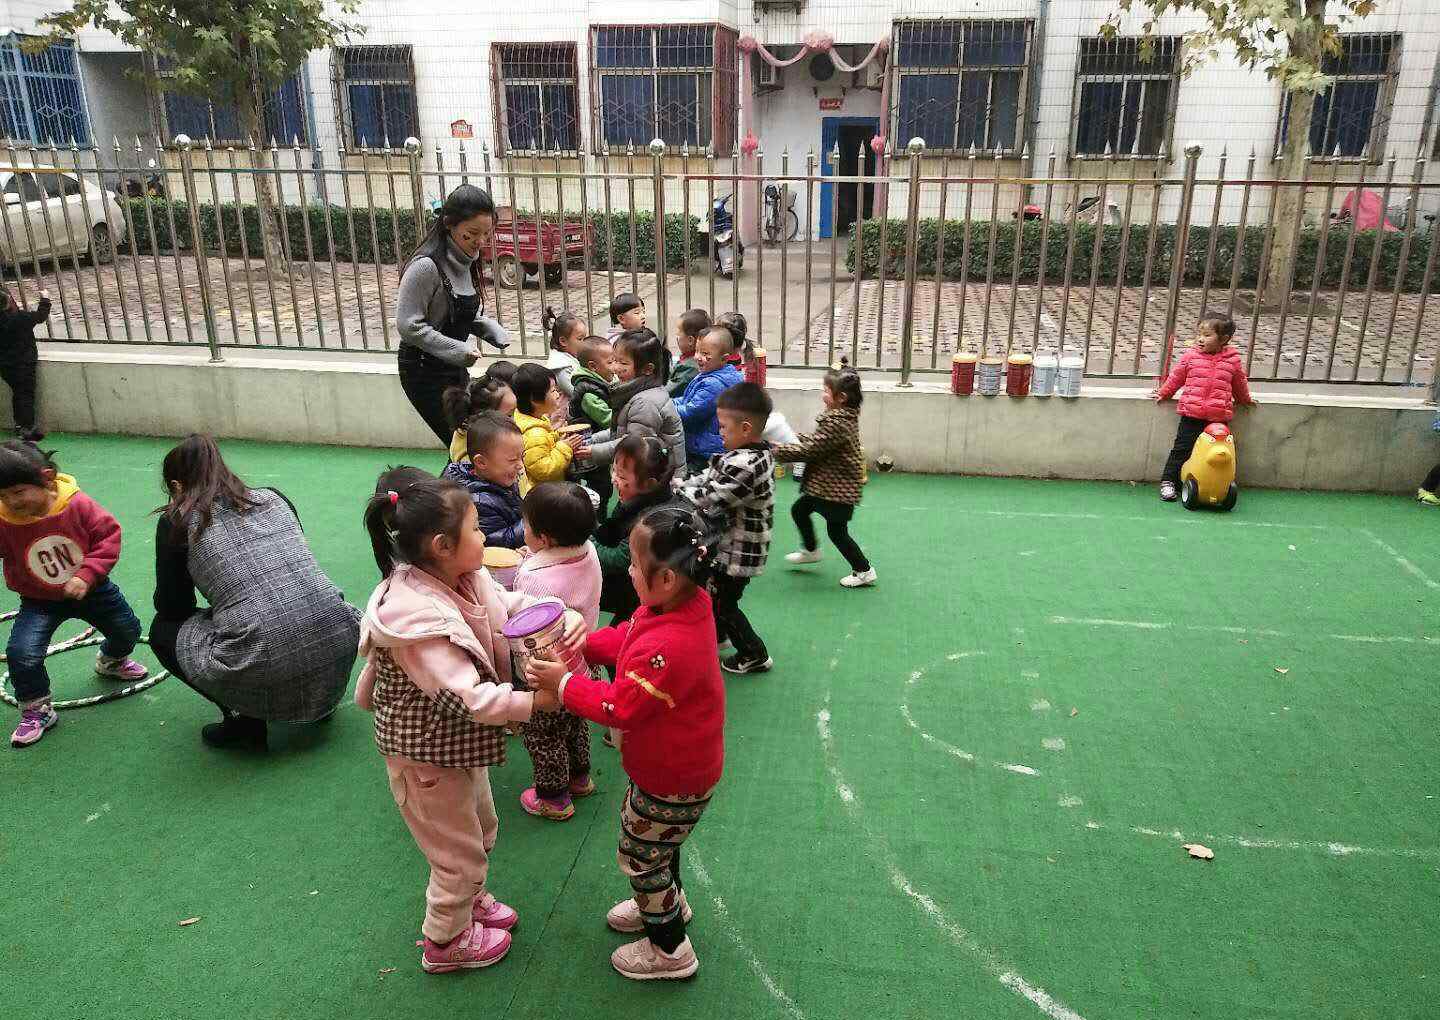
[756,57,782,91]
[855,62,884,91]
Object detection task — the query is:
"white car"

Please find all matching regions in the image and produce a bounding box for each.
[0,166,128,267]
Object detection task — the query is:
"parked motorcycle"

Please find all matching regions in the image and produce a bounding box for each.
[698,194,744,277]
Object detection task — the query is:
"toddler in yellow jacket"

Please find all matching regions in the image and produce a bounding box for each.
[511,362,588,494]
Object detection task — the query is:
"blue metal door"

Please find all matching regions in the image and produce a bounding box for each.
[819,116,879,239]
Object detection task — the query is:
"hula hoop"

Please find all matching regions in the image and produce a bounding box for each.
[0,609,170,710]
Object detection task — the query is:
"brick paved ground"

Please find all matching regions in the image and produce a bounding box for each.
[11,252,1438,386]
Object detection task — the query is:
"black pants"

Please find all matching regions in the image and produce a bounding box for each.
[398,347,468,445]
[1162,416,1211,485]
[150,615,245,719]
[0,357,37,432]
[710,573,766,662]
[1423,464,1440,493]
[792,494,869,572]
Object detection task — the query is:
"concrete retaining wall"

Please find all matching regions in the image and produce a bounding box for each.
[19,345,1438,493]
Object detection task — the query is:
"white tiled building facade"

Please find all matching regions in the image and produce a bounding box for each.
[1,0,1437,232]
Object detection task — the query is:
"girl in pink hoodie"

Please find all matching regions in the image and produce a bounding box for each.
[511,482,602,821]
[357,467,573,974]
[1153,313,1257,502]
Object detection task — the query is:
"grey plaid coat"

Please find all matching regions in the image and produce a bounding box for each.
[175,490,360,721]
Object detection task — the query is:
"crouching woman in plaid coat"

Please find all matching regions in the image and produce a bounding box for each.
[358,467,578,975]
[526,503,725,982]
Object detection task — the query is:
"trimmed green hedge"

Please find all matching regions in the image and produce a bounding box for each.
[123,199,702,273]
[846,218,1435,292]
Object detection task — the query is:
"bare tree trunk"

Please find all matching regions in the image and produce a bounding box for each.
[235,37,286,275]
[1260,0,1327,307]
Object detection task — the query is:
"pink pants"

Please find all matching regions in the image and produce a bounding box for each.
[385,756,499,943]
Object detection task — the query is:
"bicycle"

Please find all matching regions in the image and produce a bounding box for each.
[763,183,800,244]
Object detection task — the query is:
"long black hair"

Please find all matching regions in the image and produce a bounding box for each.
[362,467,472,577]
[542,305,584,352]
[158,434,263,540]
[405,184,496,292]
[824,357,863,409]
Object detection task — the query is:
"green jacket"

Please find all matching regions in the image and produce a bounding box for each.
[569,366,613,429]
[667,357,699,398]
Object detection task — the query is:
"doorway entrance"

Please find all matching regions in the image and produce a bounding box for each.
[819,116,877,239]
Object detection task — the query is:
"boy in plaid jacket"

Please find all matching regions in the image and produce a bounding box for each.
[675,382,775,674]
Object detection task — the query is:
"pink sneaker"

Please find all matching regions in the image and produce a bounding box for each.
[520,787,574,820]
[568,774,596,798]
[10,701,58,748]
[95,655,147,681]
[472,893,518,930]
[421,922,511,973]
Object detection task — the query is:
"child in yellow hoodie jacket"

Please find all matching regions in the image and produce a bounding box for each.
[510,363,589,495]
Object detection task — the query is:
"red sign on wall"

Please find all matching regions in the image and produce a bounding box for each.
[450,119,474,139]
[819,97,843,111]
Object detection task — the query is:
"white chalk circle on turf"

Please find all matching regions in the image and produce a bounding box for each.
[0,608,169,710]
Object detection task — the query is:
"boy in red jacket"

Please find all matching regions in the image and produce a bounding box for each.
[526,503,724,982]
[0,442,146,747]
[1153,314,1258,502]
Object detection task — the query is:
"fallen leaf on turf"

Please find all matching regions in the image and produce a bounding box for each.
[309,890,319,896]
[1274,666,1290,675]
[378,968,397,975]
[1183,843,1215,860]
[1288,545,1297,551]
[178,917,201,927]
[1070,707,1078,717]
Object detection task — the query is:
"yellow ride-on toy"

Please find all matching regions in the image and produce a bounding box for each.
[1180,422,1238,511]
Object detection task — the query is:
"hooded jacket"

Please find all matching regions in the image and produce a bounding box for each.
[355,564,538,766]
[0,473,121,600]
[1156,345,1253,423]
[586,375,686,476]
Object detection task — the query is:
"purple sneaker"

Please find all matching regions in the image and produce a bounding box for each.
[11,702,58,748]
[95,655,147,681]
[421,921,511,973]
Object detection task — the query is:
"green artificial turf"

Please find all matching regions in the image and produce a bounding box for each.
[2,433,1437,1020]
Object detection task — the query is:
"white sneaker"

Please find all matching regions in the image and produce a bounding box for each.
[840,568,878,588]
[785,549,822,565]
[606,892,693,933]
[610,936,699,980]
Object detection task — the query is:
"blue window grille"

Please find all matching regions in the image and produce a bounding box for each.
[1279,34,1400,160]
[893,20,1030,154]
[494,43,580,153]
[591,25,736,152]
[333,45,417,150]
[0,35,90,146]
[155,56,307,146]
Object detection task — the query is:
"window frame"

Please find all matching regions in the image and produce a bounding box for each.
[149,56,309,149]
[492,42,582,156]
[890,18,1034,158]
[0,34,91,147]
[1276,32,1402,164]
[1069,36,1182,160]
[331,45,419,152]
[588,24,737,155]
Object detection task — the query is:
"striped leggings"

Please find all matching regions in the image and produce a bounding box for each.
[617,783,714,952]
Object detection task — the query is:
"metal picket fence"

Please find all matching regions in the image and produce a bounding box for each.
[0,134,1436,394]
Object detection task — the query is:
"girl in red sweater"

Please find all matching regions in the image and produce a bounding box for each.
[1153,313,1257,502]
[526,503,724,982]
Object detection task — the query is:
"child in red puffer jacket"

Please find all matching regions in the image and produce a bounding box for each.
[1153,313,1257,502]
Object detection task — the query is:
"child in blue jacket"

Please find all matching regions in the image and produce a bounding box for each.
[674,327,743,472]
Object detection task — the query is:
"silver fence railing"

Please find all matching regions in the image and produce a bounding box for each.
[0,135,1436,395]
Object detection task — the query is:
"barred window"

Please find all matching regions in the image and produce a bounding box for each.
[0,35,89,145]
[333,45,417,149]
[591,25,736,152]
[1073,37,1179,157]
[154,56,306,146]
[494,44,580,153]
[892,20,1030,154]
[1279,33,1401,159]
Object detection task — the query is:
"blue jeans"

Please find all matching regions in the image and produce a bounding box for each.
[7,579,142,704]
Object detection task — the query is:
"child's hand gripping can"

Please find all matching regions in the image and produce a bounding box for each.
[501,599,588,693]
